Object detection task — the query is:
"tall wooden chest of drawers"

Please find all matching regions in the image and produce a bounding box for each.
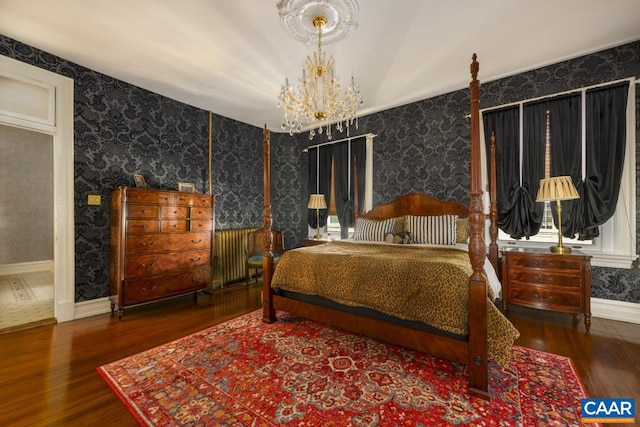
[501,247,592,331]
[109,187,215,318]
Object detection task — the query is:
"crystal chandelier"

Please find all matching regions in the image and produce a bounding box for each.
[277,0,363,140]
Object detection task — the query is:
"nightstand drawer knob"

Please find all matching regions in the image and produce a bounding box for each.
[535,292,553,301]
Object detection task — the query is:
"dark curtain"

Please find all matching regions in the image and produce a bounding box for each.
[483,81,628,241]
[307,146,332,228]
[352,138,366,217]
[484,106,540,239]
[580,81,629,239]
[544,93,583,237]
[334,142,351,230]
[333,138,365,228]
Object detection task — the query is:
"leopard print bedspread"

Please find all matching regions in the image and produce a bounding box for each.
[272,241,520,366]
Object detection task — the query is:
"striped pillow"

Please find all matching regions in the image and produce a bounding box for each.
[405,214,458,245]
[353,218,396,242]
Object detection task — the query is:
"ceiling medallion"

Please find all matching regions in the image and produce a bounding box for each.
[277,0,363,140]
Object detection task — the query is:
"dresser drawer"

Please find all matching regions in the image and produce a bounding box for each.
[125,249,211,277]
[127,190,175,205]
[507,284,584,312]
[506,253,583,271]
[123,266,211,305]
[126,232,211,255]
[507,268,581,288]
[190,220,213,232]
[161,206,188,219]
[161,220,188,232]
[126,219,159,233]
[126,204,159,218]
[176,193,212,207]
[190,207,212,219]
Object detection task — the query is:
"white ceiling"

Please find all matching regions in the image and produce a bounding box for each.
[1,0,639,133]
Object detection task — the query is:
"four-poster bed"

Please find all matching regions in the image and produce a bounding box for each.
[260,55,517,398]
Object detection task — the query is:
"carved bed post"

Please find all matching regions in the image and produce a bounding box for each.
[262,125,276,323]
[468,54,489,398]
[489,131,499,273]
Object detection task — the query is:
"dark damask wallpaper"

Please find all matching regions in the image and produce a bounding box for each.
[305,40,640,304]
[0,35,277,301]
[1,33,638,304]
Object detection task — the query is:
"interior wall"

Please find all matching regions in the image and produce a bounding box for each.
[0,34,272,302]
[305,40,640,304]
[0,124,53,263]
[1,33,637,305]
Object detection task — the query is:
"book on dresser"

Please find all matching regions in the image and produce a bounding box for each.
[109,187,215,319]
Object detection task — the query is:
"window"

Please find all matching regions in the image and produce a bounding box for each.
[482,79,636,268]
[308,134,374,239]
[326,215,344,233]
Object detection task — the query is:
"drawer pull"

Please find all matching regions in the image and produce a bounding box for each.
[192,239,202,243]
[534,292,553,301]
[192,277,200,282]
[140,242,157,247]
[190,257,202,262]
[140,261,157,268]
[142,285,157,292]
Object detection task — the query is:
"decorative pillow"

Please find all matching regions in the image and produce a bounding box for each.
[384,231,411,244]
[456,217,470,243]
[393,216,405,234]
[405,214,458,245]
[352,218,396,242]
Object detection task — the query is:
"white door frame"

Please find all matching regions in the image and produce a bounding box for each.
[0,54,75,322]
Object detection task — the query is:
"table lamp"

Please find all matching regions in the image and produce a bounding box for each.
[307,194,327,239]
[535,176,579,253]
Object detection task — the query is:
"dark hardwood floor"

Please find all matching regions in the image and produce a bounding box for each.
[0,283,638,426]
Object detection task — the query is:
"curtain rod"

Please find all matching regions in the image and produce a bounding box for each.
[478,77,636,115]
[302,133,376,152]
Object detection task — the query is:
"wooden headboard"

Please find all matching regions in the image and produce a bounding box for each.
[360,193,469,221]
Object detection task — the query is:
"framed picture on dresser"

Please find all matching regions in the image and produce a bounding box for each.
[178,182,195,192]
[133,174,146,188]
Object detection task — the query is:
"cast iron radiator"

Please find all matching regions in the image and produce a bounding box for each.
[213,227,259,287]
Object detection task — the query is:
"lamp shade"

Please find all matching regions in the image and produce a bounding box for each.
[536,176,579,202]
[308,194,327,209]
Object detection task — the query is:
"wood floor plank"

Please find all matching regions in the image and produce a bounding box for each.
[0,284,637,426]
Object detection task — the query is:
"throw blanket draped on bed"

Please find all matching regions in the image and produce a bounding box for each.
[272,241,519,366]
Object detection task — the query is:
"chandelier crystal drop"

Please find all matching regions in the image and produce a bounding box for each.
[277,13,363,140]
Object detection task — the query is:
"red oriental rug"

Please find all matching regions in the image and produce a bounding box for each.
[97,310,594,426]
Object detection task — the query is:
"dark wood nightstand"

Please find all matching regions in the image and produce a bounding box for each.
[501,247,592,331]
[301,237,333,247]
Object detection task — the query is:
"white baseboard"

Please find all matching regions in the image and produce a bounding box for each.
[591,298,640,324]
[74,297,112,319]
[0,261,54,275]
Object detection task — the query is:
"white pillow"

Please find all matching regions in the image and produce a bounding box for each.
[352,218,396,242]
[405,214,458,245]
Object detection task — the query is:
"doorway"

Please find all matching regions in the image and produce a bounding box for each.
[0,125,54,330]
[0,54,75,328]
